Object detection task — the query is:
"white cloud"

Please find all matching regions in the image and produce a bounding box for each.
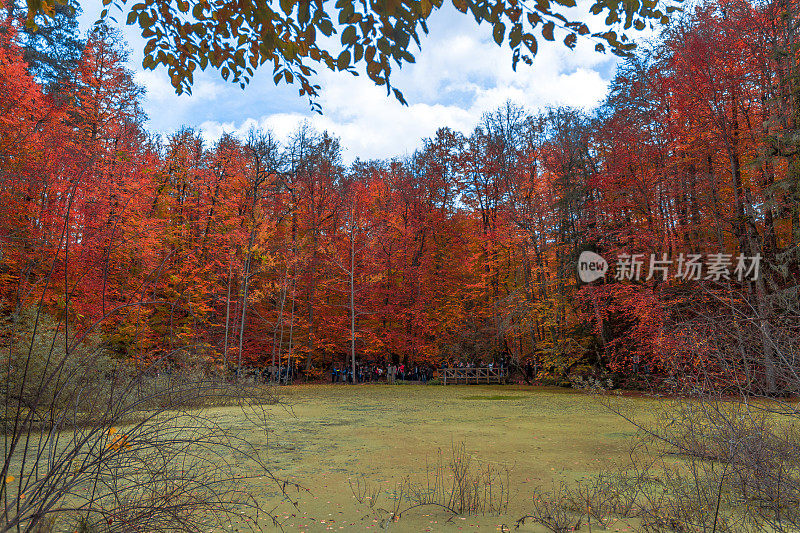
[200,99,475,162]
[197,23,615,162]
[81,0,622,162]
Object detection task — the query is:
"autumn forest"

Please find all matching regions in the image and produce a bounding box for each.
[2,0,800,395]
[6,0,800,528]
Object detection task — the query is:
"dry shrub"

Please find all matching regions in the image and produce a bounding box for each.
[536,286,800,533]
[410,441,511,516]
[516,482,581,533]
[1,310,293,532]
[348,442,511,530]
[552,395,800,533]
[567,473,623,528]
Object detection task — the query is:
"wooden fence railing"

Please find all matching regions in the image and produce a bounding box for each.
[440,367,506,385]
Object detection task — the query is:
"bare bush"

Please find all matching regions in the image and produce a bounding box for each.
[629,400,800,533]
[567,473,621,528]
[410,442,511,516]
[1,308,294,532]
[3,310,117,431]
[509,283,800,533]
[516,482,581,533]
[348,442,511,530]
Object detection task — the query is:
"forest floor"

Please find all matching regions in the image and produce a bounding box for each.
[205,384,656,532]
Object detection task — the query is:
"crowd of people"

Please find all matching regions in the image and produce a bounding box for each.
[234,364,299,384]
[234,358,519,385]
[329,358,516,384]
[330,363,436,384]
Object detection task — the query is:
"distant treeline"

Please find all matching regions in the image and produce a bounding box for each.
[1,0,799,393]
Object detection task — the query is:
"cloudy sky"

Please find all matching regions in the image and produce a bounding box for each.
[79,2,622,162]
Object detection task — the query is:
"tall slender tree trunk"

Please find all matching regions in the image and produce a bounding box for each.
[288,272,296,382]
[722,92,775,393]
[304,226,321,374]
[238,192,259,381]
[237,251,251,382]
[272,264,289,382]
[350,223,357,382]
[223,253,233,374]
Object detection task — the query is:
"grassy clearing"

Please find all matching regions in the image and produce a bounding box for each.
[462,395,525,400]
[203,384,655,532]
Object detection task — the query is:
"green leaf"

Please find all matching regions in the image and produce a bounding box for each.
[527,12,542,25]
[318,18,334,36]
[279,0,294,16]
[342,25,357,45]
[338,3,354,24]
[542,21,555,41]
[523,34,538,55]
[492,22,505,45]
[509,23,522,48]
[337,50,351,70]
[392,88,407,105]
[377,38,391,55]
[298,1,310,24]
[420,0,433,17]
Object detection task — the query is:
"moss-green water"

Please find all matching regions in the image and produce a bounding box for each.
[208,384,655,532]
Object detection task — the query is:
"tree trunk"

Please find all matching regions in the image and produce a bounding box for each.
[350,224,357,382]
[223,253,233,374]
